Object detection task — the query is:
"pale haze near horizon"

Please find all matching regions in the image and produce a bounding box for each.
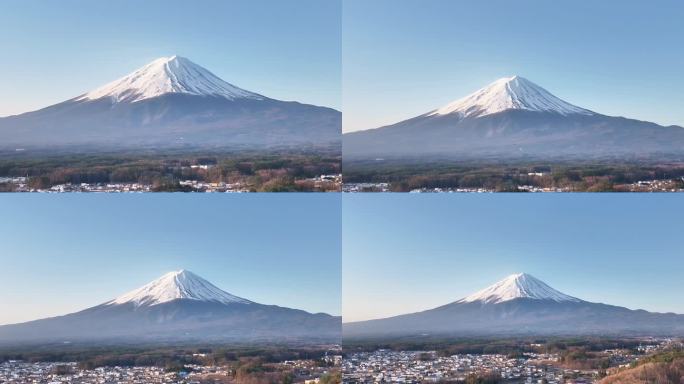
[343,0,684,133]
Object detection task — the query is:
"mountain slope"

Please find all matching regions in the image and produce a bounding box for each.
[0,270,340,345]
[107,270,253,307]
[458,273,580,304]
[76,56,264,103]
[343,273,684,338]
[428,76,594,118]
[0,56,340,151]
[344,76,684,159]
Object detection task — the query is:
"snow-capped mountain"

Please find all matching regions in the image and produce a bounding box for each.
[343,273,684,338]
[428,76,593,118]
[0,56,340,151]
[0,270,340,345]
[458,273,580,304]
[77,56,264,103]
[344,76,684,159]
[108,270,253,307]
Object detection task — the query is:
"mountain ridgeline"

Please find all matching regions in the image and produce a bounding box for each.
[344,76,684,160]
[343,273,684,338]
[0,56,340,152]
[0,270,341,345]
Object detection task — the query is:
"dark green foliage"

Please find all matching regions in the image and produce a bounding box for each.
[0,148,340,191]
[343,336,644,356]
[343,158,684,192]
[0,344,331,370]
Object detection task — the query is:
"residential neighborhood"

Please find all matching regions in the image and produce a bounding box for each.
[0,174,342,193]
[342,341,675,384]
[0,357,342,384]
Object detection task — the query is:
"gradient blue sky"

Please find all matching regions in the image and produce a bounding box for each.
[343,0,684,132]
[343,194,684,322]
[0,194,341,325]
[0,0,340,117]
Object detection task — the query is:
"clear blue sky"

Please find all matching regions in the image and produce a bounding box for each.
[0,194,341,325]
[343,194,684,322]
[343,0,684,132]
[0,0,340,117]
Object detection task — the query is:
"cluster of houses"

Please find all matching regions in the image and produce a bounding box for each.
[0,176,28,191]
[47,183,153,193]
[177,180,251,192]
[0,180,252,193]
[343,350,598,384]
[626,177,684,192]
[1,354,342,384]
[0,361,189,383]
[297,174,343,191]
[280,356,342,383]
[342,182,390,192]
[516,185,572,192]
[0,174,341,192]
[409,187,494,193]
[344,184,570,193]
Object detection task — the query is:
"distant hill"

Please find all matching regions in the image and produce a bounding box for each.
[600,351,684,384]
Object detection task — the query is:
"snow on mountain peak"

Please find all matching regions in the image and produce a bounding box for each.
[458,273,581,304]
[428,76,594,118]
[77,56,264,103]
[108,270,253,307]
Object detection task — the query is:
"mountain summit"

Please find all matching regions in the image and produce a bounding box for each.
[343,273,684,338]
[428,76,593,118]
[0,270,340,345]
[0,56,340,151]
[77,56,264,103]
[344,76,684,159]
[108,270,252,307]
[458,273,580,304]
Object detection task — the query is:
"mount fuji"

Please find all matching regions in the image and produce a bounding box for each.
[0,56,340,151]
[0,270,340,345]
[343,273,684,338]
[343,76,684,159]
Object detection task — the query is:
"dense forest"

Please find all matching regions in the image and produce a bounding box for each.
[343,336,644,356]
[0,148,341,192]
[0,344,331,367]
[343,159,684,192]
